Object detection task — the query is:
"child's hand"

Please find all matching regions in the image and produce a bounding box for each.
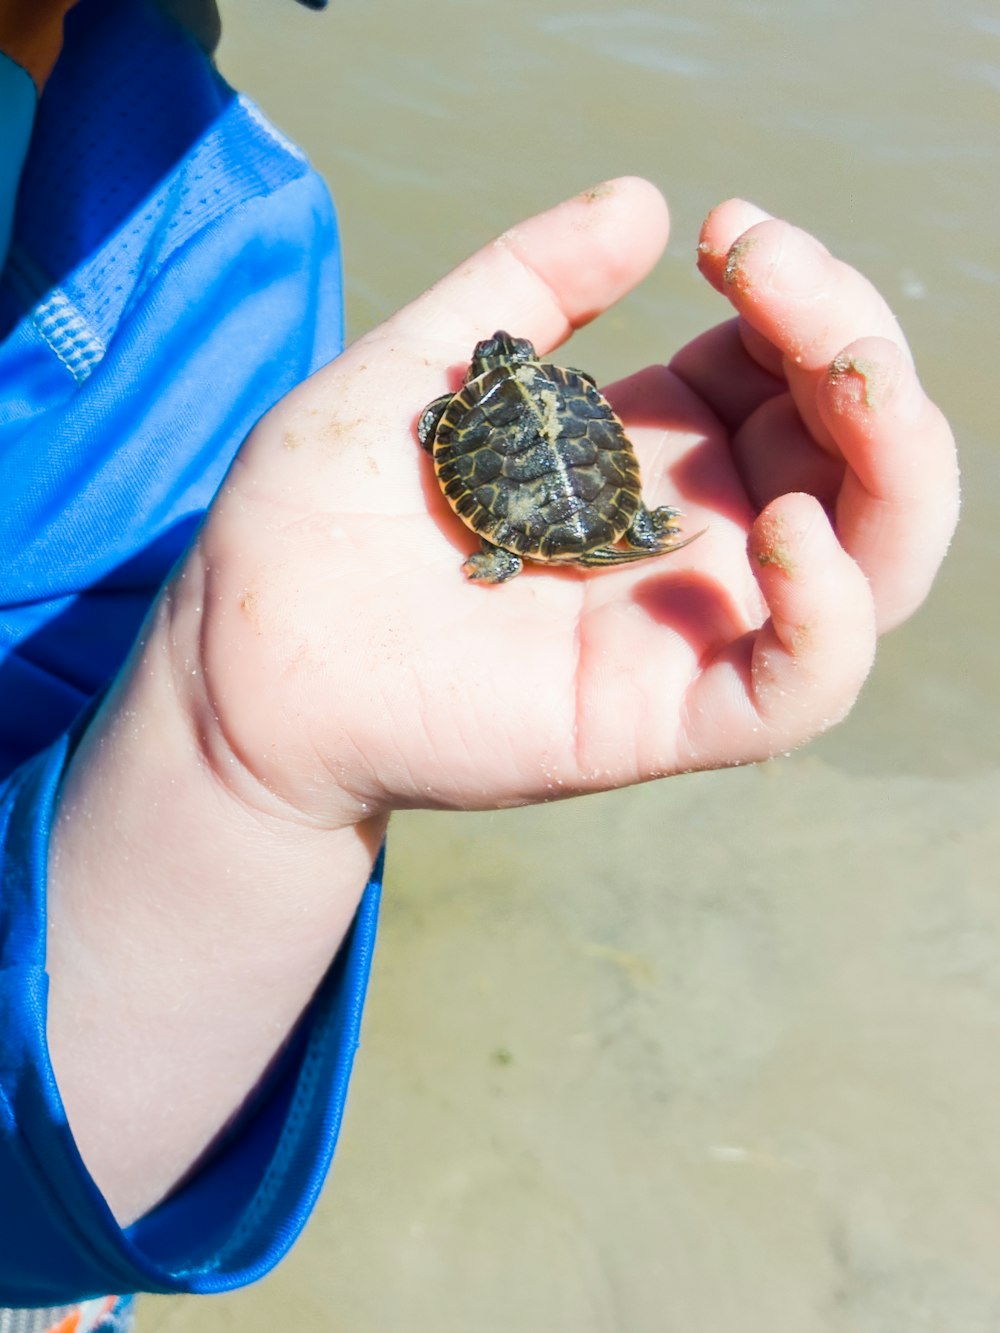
[188,178,958,829]
[48,179,959,1223]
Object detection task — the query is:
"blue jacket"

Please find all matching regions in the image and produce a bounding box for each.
[0,0,380,1304]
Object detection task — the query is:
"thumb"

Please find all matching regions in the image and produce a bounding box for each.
[380,174,670,364]
[229,178,672,516]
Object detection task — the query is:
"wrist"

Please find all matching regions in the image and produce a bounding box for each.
[46,571,385,1222]
[62,568,388,922]
[175,493,394,831]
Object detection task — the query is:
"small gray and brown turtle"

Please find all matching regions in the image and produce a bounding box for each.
[417,331,701,583]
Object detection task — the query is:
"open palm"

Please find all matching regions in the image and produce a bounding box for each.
[45,179,959,1227]
[192,179,958,828]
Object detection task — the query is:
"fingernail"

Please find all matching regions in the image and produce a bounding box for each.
[828,353,897,411]
[752,509,799,576]
[828,346,920,419]
[699,200,773,263]
[580,180,616,204]
[722,234,758,292]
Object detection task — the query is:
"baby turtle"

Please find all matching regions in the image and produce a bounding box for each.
[418,331,699,583]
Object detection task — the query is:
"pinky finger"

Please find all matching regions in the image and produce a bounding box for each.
[681,492,876,767]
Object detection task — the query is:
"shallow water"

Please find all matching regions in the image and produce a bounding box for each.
[144,1,997,1328]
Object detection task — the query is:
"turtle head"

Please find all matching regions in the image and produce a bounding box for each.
[469,330,537,377]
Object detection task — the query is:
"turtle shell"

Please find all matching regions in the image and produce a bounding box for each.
[427,357,642,563]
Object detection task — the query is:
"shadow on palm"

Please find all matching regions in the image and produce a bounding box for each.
[408,349,764,644]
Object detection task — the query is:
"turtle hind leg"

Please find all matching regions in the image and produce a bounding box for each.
[576,504,703,568]
[626,502,683,550]
[462,539,524,584]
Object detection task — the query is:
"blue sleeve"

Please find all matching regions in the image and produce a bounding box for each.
[0,174,385,1300]
[0,52,35,270]
[0,725,382,1304]
[0,7,384,1302]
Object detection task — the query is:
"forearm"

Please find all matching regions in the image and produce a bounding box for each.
[45,557,385,1227]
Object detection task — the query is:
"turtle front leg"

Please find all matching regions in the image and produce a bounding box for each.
[462,539,523,584]
[417,394,454,451]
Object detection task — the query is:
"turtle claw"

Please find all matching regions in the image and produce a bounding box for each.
[462,542,523,584]
[627,502,683,549]
[417,394,453,451]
